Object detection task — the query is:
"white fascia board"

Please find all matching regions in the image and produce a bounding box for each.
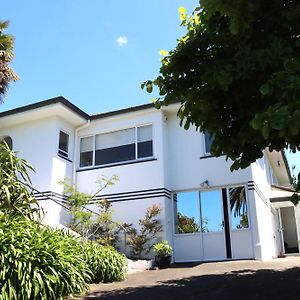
[0,103,87,129]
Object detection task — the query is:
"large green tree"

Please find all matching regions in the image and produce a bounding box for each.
[143,1,300,174]
[0,20,18,103]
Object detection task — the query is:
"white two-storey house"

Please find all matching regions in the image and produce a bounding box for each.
[0,96,297,262]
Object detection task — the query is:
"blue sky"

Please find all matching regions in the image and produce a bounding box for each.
[1,0,300,175]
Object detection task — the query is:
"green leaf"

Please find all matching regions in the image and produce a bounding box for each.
[146,82,153,93]
[154,100,161,109]
[259,83,271,96]
[262,124,270,139]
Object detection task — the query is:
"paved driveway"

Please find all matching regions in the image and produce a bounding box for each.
[80,257,300,300]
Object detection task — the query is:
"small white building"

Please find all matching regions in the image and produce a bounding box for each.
[0,96,298,262]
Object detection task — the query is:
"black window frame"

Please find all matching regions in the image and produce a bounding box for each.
[79,124,153,169]
[204,131,214,155]
[58,130,69,158]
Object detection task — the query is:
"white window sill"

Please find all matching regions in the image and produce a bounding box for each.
[77,157,157,172]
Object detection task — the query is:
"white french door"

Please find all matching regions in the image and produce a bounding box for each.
[200,190,227,261]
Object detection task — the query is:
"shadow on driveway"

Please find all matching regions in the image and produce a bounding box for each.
[82,267,300,300]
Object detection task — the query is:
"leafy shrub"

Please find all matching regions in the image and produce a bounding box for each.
[60,176,121,247]
[0,216,89,300]
[83,242,127,283]
[0,142,39,220]
[154,240,173,256]
[124,204,163,259]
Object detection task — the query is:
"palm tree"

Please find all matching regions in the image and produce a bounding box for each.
[229,186,247,217]
[0,20,18,103]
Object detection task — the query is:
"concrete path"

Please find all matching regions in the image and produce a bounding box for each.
[79,257,300,300]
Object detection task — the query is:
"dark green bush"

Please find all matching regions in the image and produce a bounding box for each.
[83,242,127,283]
[0,216,128,300]
[0,216,89,300]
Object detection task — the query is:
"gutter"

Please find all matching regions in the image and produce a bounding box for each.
[72,120,91,187]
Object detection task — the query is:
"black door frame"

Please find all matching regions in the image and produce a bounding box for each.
[222,188,232,259]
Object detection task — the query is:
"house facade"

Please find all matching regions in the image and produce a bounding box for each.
[0,96,298,262]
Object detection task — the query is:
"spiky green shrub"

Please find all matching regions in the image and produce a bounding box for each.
[0,142,39,220]
[0,216,90,300]
[83,242,127,283]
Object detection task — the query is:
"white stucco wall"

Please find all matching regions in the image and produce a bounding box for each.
[0,117,58,191]
[76,110,165,195]
[0,115,75,227]
[51,116,75,193]
[164,112,253,191]
[112,197,168,257]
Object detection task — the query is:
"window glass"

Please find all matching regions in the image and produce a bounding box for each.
[200,190,224,232]
[229,186,249,229]
[95,128,135,165]
[204,131,214,154]
[58,131,69,157]
[137,125,153,158]
[80,136,93,167]
[174,192,200,234]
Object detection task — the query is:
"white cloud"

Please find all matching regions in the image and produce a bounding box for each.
[116,36,128,47]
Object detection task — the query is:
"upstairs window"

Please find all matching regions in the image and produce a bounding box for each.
[58,131,69,158]
[79,125,153,168]
[137,125,153,158]
[80,136,93,167]
[95,128,135,165]
[204,131,214,155]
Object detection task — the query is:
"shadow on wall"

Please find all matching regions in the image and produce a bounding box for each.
[82,267,300,300]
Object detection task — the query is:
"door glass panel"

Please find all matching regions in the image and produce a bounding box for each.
[200,190,223,232]
[229,186,249,229]
[174,192,200,234]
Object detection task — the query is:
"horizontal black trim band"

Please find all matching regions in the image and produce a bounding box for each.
[34,187,171,203]
[57,154,73,163]
[97,187,171,199]
[76,158,157,172]
[109,193,170,203]
[199,155,213,160]
[36,193,170,203]
[93,192,171,202]
[247,181,268,205]
[35,188,171,199]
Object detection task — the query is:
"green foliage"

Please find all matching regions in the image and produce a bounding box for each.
[291,171,300,205]
[0,142,39,220]
[83,242,127,283]
[229,186,247,217]
[177,212,200,233]
[154,240,173,256]
[0,20,19,102]
[124,204,163,259]
[60,175,121,246]
[143,0,300,172]
[0,216,128,299]
[237,214,249,229]
[0,216,89,300]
